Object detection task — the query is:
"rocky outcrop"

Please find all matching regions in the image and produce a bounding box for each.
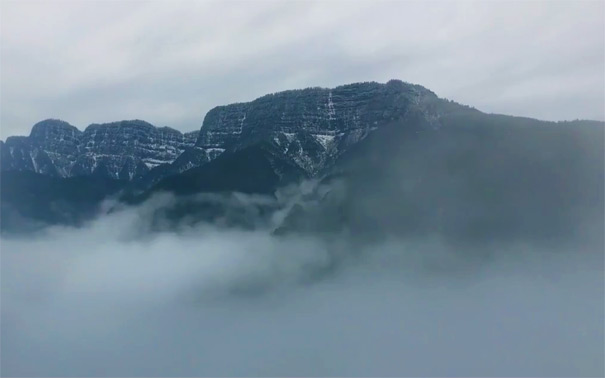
[1,119,199,180]
[174,80,440,176]
[1,136,59,176]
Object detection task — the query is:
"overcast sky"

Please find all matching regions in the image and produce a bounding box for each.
[1,0,603,138]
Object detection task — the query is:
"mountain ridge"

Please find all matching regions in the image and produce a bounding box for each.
[3,79,599,187]
[1,80,451,186]
[1,119,200,180]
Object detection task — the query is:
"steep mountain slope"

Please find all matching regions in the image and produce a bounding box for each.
[172,80,441,176]
[129,80,445,190]
[0,80,448,187]
[130,96,603,247]
[144,142,307,197]
[1,119,199,180]
[277,110,604,245]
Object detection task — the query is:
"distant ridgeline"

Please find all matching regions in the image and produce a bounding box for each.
[1,79,603,241]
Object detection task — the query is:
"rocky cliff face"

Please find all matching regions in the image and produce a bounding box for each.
[1,80,443,184]
[175,80,440,176]
[1,119,199,180]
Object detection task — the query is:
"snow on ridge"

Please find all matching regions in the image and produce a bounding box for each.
[143,158,173,169]
[313,134,335,150]
[327,91,336,120]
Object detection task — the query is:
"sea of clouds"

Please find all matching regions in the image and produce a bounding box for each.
[1,191,603,377]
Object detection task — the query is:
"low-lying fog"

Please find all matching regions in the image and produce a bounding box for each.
[1,193,603,377]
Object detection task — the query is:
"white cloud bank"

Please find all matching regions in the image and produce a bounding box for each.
[1,196,603,376]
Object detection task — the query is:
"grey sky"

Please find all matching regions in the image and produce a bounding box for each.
[1,0,603,138]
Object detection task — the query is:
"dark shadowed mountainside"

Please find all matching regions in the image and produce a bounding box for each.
[0,171,126,232]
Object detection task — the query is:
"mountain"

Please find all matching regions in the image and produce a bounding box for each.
[1,80,603,241]
[135,97,604,246]
[1,119,199,180]
[1,80,442,187]
[277,114,604,246]
[174,80,441,176]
